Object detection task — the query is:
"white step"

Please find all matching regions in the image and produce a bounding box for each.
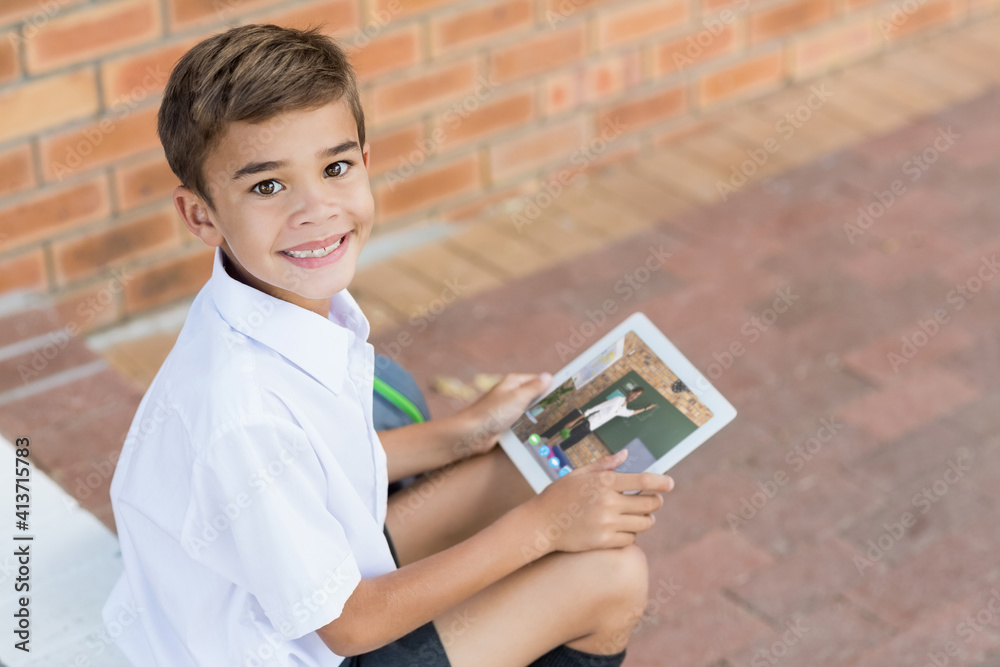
[0,436,131,667]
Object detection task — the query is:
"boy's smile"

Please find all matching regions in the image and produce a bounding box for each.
[174,98,374,317]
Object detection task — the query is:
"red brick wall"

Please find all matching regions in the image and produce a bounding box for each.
[0,0,994,330]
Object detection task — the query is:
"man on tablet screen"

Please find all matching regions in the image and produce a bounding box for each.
[543,388,655,453]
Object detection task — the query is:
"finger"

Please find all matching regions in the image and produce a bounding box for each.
[606,532,638,548]
[615,513,657,534]
[611,471,674,493]
[618,492,664,515]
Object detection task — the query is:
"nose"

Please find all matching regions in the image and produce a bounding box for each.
[287,176,340,228]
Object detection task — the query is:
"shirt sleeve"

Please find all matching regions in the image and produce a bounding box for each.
[180,415,362,641]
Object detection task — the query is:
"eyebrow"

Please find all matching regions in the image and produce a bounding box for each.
[231,140,361,181]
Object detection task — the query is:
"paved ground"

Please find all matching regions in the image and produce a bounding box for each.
[372,84,1000,666]
[2,16,1000,667]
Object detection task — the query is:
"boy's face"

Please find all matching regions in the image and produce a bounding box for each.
[175,98,373,316]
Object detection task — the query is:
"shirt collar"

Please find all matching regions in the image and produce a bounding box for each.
[207,247,369,394]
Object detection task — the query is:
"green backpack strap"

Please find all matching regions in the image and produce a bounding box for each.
[373,376,426,424]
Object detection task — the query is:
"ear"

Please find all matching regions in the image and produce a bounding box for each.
[173,185,224,247]
[361,141,370,171]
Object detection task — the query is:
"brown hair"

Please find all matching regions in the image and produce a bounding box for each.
[157,23,365,210]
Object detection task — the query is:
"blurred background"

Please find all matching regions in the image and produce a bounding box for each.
[2,0,1000,665]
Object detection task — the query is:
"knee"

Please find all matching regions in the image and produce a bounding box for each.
[587,546,649,644]
[607,544,649,606]
[576,544,649,609]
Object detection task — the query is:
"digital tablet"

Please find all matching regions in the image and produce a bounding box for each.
[499,312,737,494]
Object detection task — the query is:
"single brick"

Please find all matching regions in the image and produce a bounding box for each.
[26,0,161,74]
[350,24,420,82]
[433,91,535,151]
[750,0,833,44]
[489,118,587,182]
[114,152,180,211]
[368,59,479,124]
[0,176,110,249]
[699,50,784,107]
[430,0,534,54]
[366,124,425,178]
[53,207,181,285]
[101,38,198,108]
[597,0,689,49]
[374,154,480,219]
[654,23,741,77]
[597,85,686,135]
[0,68,99,144]
[490,25,586,84]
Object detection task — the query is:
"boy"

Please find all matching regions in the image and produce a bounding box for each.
[102,24,674,667]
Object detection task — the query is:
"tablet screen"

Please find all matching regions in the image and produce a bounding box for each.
[509,330,716,482]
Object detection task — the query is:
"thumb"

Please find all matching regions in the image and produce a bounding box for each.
[518,372,552,398]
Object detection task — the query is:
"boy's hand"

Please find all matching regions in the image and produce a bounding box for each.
[457,373,552,456]
[526,450,674,553]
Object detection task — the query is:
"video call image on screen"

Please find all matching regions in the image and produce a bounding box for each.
[510,331,715,481]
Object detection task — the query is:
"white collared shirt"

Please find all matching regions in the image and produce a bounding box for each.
[102,248,396,666]
[583,396,636,431]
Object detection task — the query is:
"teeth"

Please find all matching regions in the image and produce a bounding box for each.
[283,236,343,258]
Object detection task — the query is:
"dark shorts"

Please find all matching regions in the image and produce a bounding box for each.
[340,527,626,667]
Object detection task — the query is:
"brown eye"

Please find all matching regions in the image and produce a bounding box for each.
[325,161,351,178]
[251,180,282,196]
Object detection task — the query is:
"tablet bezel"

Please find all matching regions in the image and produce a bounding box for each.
[498,312,737,494]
